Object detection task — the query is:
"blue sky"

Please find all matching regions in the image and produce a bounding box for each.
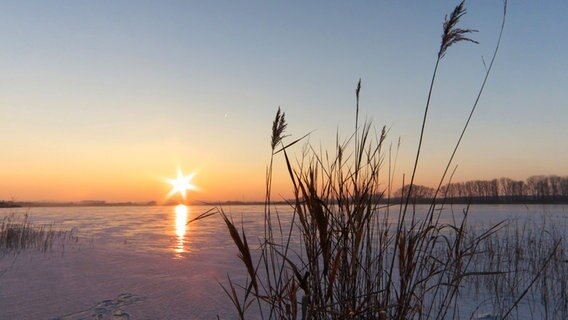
[0,1,566,201]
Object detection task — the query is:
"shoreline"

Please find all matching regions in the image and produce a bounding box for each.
[2,197,568,208]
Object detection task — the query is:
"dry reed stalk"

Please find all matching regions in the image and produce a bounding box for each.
[211,2,563,320]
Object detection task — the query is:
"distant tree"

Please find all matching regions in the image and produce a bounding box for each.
[396,175,567,202]
[561,177,568,197]
[549,175,562,198]
[527,175,549,199]
[396,184,435,200]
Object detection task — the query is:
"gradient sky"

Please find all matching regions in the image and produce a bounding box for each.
[0,1,566,202]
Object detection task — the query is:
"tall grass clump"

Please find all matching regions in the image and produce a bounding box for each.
[217,1,560,319]
[462,215,567,319]
[0,214,74,257]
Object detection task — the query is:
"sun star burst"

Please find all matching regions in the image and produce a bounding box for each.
[167,169,197,200]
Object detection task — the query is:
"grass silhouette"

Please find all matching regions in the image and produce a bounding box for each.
[213,1,565,319]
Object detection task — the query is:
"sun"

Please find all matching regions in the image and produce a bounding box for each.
[166,168,198,201]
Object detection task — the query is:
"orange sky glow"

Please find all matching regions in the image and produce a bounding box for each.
[1,2,566,203]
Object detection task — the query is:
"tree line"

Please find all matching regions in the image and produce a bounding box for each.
[396,175,568,203]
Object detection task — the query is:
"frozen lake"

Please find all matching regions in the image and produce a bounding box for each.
[1,204,567,319]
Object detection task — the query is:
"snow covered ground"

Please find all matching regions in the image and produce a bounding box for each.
[0,204,566,319]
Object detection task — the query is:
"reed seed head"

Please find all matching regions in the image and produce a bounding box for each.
[271,107,288,151]
[439,1,479,59]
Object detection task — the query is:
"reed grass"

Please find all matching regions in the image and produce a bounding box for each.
[460,215,568,319]
[214,1,564,319]
[0,214,74,257]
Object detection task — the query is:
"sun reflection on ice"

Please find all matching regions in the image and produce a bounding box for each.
[174,204,188,256]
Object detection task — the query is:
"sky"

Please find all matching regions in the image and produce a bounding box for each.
[0,1,566,202]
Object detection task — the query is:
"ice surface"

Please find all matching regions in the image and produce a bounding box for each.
[0,204,566,319]
[0,205,249,319]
